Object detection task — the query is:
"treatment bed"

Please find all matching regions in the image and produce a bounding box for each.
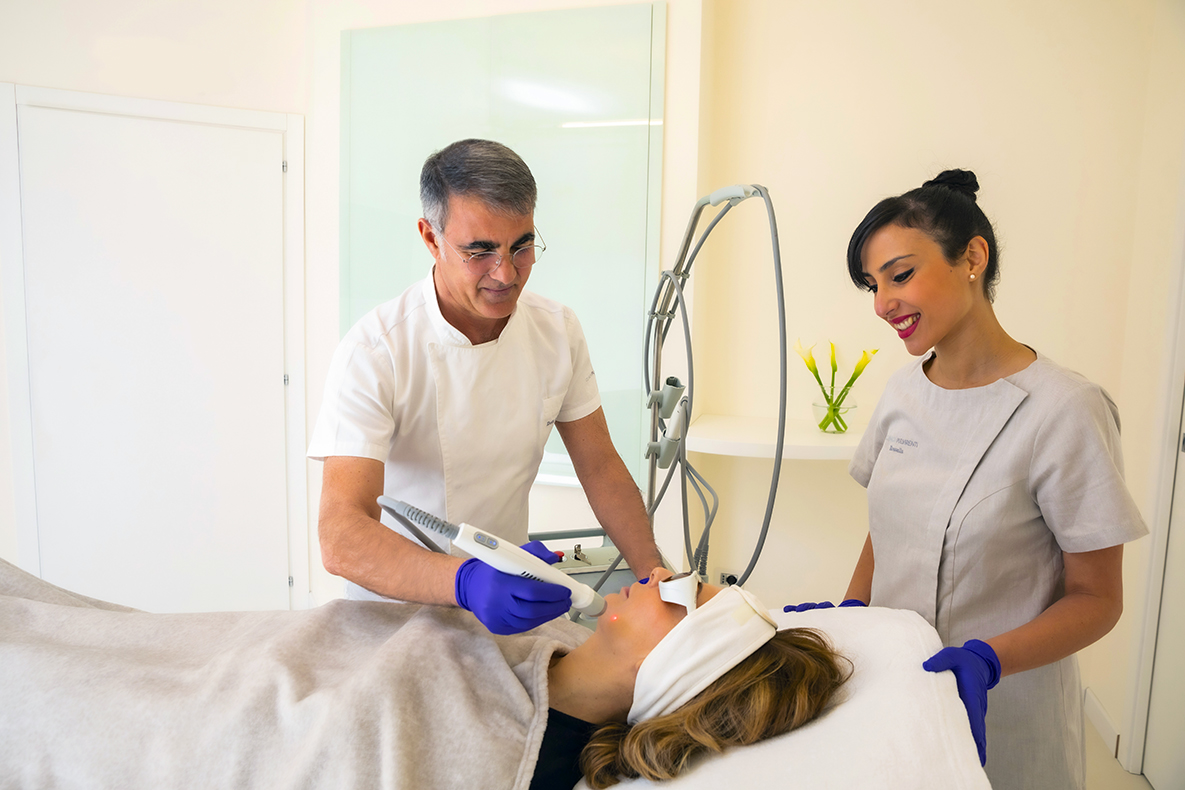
[0,559,987,789]
[581,605,991,789]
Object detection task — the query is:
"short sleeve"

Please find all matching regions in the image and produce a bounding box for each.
[849,371,901,488]
[1029,383,1148,552]
[849,398,888,488]
[306,338,397,462]
[555,308,601,423]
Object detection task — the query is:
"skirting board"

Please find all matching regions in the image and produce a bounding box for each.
[1084,686,1120,757]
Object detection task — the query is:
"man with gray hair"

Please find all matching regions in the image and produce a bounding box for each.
[308,139,663,634]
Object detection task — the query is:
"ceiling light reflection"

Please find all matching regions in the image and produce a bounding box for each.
[561,119,663,129]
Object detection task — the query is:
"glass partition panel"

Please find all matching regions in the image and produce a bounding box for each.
[341,4,664,486]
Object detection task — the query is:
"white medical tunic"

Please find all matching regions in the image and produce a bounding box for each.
[850,352,1147,790]
[308,273,601,601]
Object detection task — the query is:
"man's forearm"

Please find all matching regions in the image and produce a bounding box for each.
[319,505,464,604]
[318,455,464,605]
[582,465,663,578]
[556,409,663,578]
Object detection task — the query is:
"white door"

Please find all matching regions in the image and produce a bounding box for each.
[1144,408,1185,788]
[2,86,306,612]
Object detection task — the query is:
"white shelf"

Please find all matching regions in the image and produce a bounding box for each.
[685,413,864,460]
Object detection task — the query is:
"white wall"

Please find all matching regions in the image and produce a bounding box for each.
[0,0,309,568]
[0,0,307,114]
[0,0,708,598]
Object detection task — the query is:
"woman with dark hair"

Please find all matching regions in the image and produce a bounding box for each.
[0,558,847,790]
[840,170,1147,790]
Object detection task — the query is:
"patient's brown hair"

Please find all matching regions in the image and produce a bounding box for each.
[580,628,850,788]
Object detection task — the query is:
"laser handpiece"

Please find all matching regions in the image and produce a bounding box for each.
[377,496,607,618]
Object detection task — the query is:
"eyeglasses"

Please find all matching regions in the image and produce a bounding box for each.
[437,227,546,276]
[658,571,702,614]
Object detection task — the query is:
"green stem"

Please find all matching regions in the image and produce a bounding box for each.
[829,352,837,402]
[835,411,848,432]
[816,402,849,433]
[810,375,832,406]
[833,369,864,407]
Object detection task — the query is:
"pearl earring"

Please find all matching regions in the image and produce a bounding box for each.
[969,274,977,281]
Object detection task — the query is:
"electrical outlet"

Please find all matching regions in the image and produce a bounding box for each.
[718,571,739,586]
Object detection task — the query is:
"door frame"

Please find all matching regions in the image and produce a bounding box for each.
[1125,181,1185,772]
[0,84,310,609]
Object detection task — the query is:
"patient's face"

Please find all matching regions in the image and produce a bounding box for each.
[598,568,722,663]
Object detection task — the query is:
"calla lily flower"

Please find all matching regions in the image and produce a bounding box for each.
[796,342,878,433]
[829,342,838,394]
[794,339,818,374]
[834,348,878,407]
[794,339,827,395]
[853,348,878,377]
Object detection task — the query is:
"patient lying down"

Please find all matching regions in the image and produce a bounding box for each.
[0,560,847,790]
[541,568,848,788]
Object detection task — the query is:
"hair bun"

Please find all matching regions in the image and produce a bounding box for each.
[923,169,980,201]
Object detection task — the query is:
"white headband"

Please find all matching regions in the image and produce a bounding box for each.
[628,585,777,725]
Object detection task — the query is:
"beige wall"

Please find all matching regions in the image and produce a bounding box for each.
[1,0,1183,758]
[1110,0,1185,756]
[692,0,1185,757]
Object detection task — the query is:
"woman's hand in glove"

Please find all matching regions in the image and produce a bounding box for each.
[782,599,867,612]
[923,639,1001,766]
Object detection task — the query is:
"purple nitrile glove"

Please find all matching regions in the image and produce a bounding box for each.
[783,599,867,613]
[922,639,1001,766]
[520,540,562,565]
[454,540,572,635]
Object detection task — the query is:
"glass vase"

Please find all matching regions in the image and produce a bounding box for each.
[812,400,856,434]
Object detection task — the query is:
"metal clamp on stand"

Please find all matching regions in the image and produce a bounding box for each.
[646,397,687,470]
[647,376,685,420]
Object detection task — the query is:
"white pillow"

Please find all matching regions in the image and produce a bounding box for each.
[576,606,990,790]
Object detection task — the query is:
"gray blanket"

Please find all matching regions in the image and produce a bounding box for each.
[0,559,590,789]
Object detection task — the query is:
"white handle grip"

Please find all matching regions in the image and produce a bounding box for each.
[454,524,606,617]
[708,184,757,206]
[664,399,687,442]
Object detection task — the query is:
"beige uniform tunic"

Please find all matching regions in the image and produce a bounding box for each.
[850,353,1147,790]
